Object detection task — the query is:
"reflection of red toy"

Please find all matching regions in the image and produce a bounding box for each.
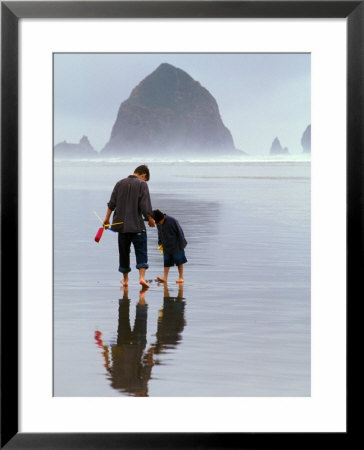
[94,330,103,348]
[94,227,104,243]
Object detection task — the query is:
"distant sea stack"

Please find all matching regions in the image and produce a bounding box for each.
[301,125,311,153]
[270,137,288,155]
[101,63,240,157]
[54,136,98,159]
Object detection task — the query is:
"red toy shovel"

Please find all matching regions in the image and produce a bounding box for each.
[93,211,123,243]
[94,227,105,243]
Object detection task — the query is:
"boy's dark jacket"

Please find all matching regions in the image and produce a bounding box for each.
[157,215,187,254]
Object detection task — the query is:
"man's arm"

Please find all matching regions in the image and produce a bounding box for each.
[140,183,155,227]
[104,182,118,227]
[103,208,113,228]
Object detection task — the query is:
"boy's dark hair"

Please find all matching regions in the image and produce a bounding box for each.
[152,209,165,223]
[134,164,150,181]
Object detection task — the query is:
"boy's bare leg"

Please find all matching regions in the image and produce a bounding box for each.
[163,283,170,297]
[139,268,150,288]
[157,267,170,283]
[120,273,129,287]
[176,265,184,283]
[177,283,183,298]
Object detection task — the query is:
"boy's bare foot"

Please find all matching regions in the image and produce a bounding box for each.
[176,279,184,284]
[157,276,166,283]
[139,279,150,289]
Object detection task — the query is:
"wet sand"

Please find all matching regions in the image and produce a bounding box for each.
[54,161,310,396]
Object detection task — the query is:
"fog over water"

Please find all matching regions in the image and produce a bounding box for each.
[54,53,311,155]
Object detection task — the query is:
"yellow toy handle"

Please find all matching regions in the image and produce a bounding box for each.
[157,244,164,255]
[93,211,123,227]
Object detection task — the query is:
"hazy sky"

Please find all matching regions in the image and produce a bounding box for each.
[54,53,310,155]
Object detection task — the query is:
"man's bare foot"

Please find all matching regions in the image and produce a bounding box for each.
[176,279,184,284]
[156,276,166,283]
[140,285,149,293]
[120,273,129,287]
[139,279,150,289]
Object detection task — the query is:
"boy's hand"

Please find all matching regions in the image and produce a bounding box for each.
[103,219,110,229]
[157,244,164,255]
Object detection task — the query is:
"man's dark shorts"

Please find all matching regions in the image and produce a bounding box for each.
[163,249,187,268]
[118,231,148,273]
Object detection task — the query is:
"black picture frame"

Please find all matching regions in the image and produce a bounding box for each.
[1,1,359,448]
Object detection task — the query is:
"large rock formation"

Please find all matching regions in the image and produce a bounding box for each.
[270,137,288,155]
[101,63,240,157]
[54,136,98,159]
[301,125,311,153]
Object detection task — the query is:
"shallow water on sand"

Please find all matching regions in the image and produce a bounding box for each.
[54,161,310,396]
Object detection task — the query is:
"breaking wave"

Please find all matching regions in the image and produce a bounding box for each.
[54,153,311,166]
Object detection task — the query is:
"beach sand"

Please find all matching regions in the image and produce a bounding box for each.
[54,160,310,396]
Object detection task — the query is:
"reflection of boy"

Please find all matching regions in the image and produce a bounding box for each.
[95,287,154,397]
[154,284,186,355]
[152,209,187,284]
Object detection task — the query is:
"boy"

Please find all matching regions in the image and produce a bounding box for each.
[152,209,187,284]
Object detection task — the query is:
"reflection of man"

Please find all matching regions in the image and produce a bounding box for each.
[95,285,187,395]
[153,284,186,355]
[95,287,153,397]
[103,165,155,288]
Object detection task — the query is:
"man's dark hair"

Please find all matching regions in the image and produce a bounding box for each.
[134,165,150,181]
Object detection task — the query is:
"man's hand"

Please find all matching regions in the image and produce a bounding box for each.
[148,216,156,227]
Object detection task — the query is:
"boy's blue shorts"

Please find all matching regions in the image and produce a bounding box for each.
[163,250,187,267]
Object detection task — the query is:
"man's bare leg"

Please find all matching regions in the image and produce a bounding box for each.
[139,285,148,305]
[120,273,129,287]
[139,268,150,288]
[157,266,170,283]
[176,265,184,283]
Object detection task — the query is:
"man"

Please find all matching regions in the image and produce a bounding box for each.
[103,165,155,288]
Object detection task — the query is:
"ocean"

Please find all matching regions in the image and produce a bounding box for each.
[53,158,311,397]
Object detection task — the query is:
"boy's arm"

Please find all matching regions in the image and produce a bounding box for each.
[174,219,187,248]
